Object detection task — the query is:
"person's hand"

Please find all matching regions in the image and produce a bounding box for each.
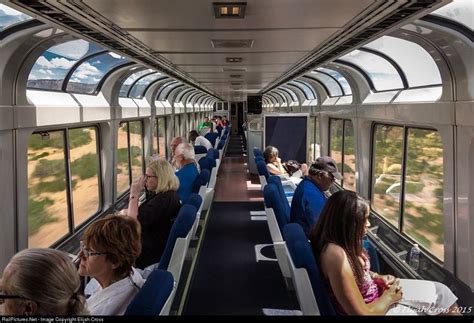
[276,157,282,164]
[130,176,146,197]
[373,273,397,288]
[384,278,403,304]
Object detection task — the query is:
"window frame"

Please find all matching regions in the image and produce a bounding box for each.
[28,125,103,248]
[328,118,355,190]
[369,122,444,262]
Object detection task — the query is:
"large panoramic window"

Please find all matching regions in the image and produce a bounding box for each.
[0,4,32,31]
[432,0,473,30]
[310,71,343,97]
[371,125,444,260]
[339,49,404,91]
[129,73,163,98]
[119,69,154,97]
[28,40,102,91]
[27,126,101,248]
[66,52,128,94]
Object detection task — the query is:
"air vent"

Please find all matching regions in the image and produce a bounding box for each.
[213,2,247,18]
[226,57,243,63]
[229,74,242,78]
[211,39,253,48]
[231,82,242,86]
[222,68,247,72]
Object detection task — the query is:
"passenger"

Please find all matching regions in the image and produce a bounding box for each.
[189,130,213,150]
[79,215,144,315]
[174,143,199,202]
[263,145,309,178]
[221,115,229,127]
[125,157,181,269]
[0,248,88,316]
[169,136,187,170]
[290,156,341,237]
[198,117,213,135]
[309,190,460,316]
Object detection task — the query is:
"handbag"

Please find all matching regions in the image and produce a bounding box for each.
[283,160,301,176]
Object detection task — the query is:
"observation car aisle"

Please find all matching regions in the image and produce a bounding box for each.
[183,135,298,315]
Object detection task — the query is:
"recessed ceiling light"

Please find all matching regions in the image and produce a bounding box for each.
[213,2,247,19]
[226,57,243,63]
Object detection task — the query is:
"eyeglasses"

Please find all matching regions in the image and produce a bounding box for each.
[145,174,157,180]
[0,292,28,304]
[79,241,107,258]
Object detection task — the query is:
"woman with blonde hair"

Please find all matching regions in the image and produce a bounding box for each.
[79,214,143,315]
[125,156,181,269]
[1,248,88,315]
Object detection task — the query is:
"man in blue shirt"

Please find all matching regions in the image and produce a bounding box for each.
[174,143,199,202]
[290,156,342,237]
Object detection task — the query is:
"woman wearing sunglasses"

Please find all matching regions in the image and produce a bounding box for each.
[78,214,143,315]
[1,248,88,315]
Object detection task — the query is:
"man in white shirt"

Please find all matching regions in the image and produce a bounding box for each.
[188,130,212,150]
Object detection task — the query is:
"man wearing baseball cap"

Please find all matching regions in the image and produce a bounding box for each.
[290,156,342,237]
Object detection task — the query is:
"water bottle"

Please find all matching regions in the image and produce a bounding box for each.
[408,243,421,271]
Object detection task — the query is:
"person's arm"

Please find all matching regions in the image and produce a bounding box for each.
[127,176,146,220]
[371,272,397,288]
[267,162,287,175]
[322,244,403,315]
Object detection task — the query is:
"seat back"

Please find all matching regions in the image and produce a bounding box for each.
[192,168,210,193]
[206,148,219,161]
[184,193,203,240]
[198,156,215,172]
[204,132,219,146]
[194,145,207,154]
[263,183,290,236]
[158,204,197,282]
[253,147,263,158]
[267,175,292,208]
[124,269,174,316]
[283,223,336,316]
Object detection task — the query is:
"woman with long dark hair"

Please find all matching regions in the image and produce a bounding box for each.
[310,190,460,315]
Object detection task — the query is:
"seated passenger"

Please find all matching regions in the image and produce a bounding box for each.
[221,115,229,127]
[79,215,144,315]
[198,117,213,135]
[290,156,341,237]
[126,157,181,269]
[175,143,199,202]
[263,145,308,178]
[0,248,88,316]
[310,190,460,316]
[189,130,213,150]
[169,136,187,170]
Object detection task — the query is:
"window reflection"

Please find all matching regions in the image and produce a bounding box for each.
[116,122,130,196]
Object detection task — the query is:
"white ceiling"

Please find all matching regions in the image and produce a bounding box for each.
[78,0,378,100]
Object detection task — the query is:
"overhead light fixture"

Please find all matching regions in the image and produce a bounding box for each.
[213,2,247,19]
[229,74,242,78]
[226,57,243,63]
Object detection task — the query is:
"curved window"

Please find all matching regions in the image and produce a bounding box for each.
[316,67,352,95]
[290,80,316,100]
[339,49,404,91]
[0,4,32,31]
[66,52,128,94]
[365,36,441,87]
[119,69,154,97]
[279,86,299,102]
[28,39,102,91]
[129,72,163,98]
[432,0,473,30]
[157,81,180,101]
[310,71,343,96]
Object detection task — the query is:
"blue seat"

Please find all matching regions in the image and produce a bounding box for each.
[198,156,215,172]
[217,139,225,150]
[223,128,229,136]
[256,160,270,180]
[124,269,174,316]
[254,147,263,158]
[264,183,290,232]
[283,223,337,316]
[206,148,219,160]
[216,125,223,137]
[158,204,197,272]
[194,145,207,154]
[255,155,264,163]
[267,175,294,200]
[204,132,219,146]
[192,168,210,193]
[363,238,380,273]
[184,193,203,211]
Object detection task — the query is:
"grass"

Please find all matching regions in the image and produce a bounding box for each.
[29,152,49,161]
[27,197,58,235]
[71,153,98,180]
[33,178,77,194]
[32,159,65,179]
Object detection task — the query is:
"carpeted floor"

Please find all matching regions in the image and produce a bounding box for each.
[183,202,299,315]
